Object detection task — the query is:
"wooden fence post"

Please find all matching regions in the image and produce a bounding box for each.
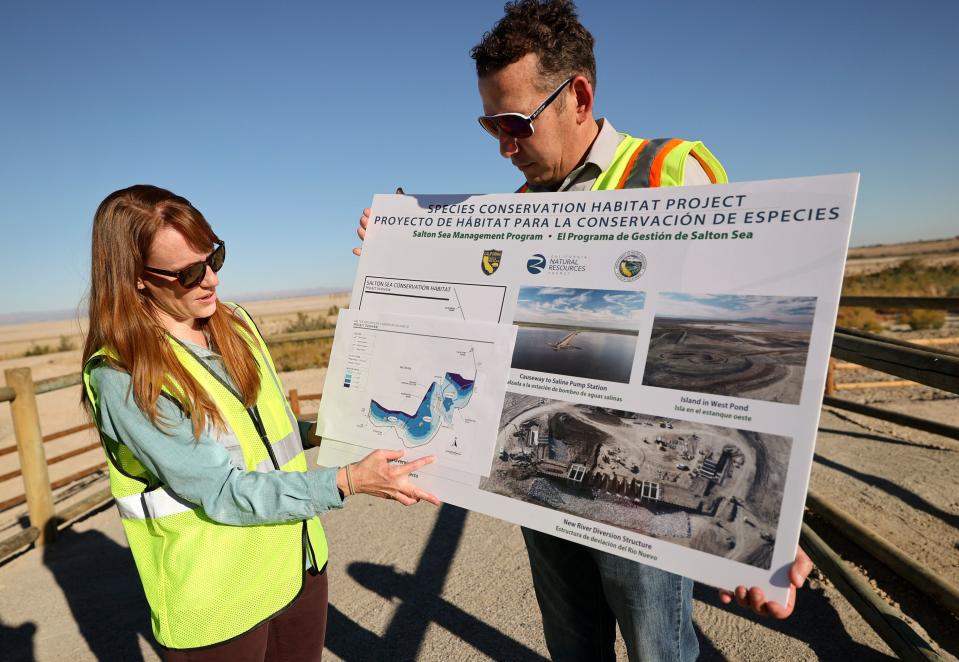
[289,389,301,418]
[825,358,836,396]
[5,367,56,545]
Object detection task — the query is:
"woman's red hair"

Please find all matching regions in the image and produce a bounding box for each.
[81,184,260,439]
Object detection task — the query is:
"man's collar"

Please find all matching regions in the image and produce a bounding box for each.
[583,118,621,172]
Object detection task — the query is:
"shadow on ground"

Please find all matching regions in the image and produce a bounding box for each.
[41,527,160,662]
[326,504,549,661]
[693,583,895,661]
[0,619,37,662]
[814,453,959,528]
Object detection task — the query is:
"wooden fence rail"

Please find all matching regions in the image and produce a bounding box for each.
[831,327,959,394]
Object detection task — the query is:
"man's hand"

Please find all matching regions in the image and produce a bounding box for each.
[352,208,370,257]
[353,188,403,256]
[718,547,813,618]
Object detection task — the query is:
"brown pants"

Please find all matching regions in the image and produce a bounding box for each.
[164,569,328,662]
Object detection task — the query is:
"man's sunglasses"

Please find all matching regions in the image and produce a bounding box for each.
[478,77,574,140]
[144,241,225,288]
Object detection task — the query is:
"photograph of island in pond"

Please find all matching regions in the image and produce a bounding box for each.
[480,393,792,568]
[642,293,817,404]
[510,287,644,383]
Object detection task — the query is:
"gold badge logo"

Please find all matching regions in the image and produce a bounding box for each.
[482,249,503,276]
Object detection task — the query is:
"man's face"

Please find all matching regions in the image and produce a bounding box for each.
[478,53,578,188]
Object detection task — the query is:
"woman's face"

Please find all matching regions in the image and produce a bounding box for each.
[138,226,219,329]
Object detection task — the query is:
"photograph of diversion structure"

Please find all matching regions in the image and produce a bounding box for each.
[642,293,817,404]
[480,393,793,568]
[510,286,644,383]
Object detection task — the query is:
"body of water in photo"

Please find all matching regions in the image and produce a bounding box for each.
[511,327,638,383]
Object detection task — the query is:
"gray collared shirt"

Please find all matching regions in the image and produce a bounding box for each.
[527,119,711,193]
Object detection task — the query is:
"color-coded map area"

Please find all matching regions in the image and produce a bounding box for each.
[370,372,475,446]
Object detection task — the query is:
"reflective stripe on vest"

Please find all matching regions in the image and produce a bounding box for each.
[519,133,727,192]
[208,424,302,473]
[116,486,196,519]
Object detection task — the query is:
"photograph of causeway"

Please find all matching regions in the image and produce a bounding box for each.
[510,286,644,383]
[480,393,793,569]
[642,293,818,404]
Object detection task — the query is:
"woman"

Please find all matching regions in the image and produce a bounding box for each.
[80,184,438,660]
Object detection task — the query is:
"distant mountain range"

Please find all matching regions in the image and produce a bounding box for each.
[0,286,349,326]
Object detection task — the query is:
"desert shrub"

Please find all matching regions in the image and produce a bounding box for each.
[896,309,946,330]
[843,260,959,296]
[57,335,76,352]
[270,338,334,372]
[24,344,53,356]
[836,307,884,332]
[327,305,339,316]
[283,312,331,334]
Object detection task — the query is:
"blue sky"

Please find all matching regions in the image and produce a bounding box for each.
[516,287,645,328]
[1,0,957,316]
[657,293,817,326]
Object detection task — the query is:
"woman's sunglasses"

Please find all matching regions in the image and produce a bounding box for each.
[477,77,573,140]
[144,241,226,288]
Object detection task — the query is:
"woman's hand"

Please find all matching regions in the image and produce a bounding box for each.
[337,448,441,506]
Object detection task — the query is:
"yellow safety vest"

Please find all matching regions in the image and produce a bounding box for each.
[82,303,328,650]
[518,134,727,191]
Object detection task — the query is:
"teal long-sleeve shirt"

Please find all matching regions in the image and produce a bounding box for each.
[90,339,344,528]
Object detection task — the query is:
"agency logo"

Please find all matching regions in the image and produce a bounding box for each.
[615,250,647,282]
[527,253,547,274]
[481,249,503,276]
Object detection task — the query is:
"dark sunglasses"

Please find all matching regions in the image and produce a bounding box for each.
[144,241,225,288]
[478,77,574,140]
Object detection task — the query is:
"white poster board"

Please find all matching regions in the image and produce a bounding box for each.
[316,174,859,602]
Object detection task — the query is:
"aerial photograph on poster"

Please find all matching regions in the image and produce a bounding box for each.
[510,287,644,384]
[641,293,817,404]
[480,394,793,569]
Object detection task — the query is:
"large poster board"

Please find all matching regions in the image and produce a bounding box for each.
[317,174,859,602]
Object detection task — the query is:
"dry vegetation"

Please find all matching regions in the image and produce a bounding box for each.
[262,305,340,371]
[846,236,959,260]
[839,253,958,332]
[269,337,334,372]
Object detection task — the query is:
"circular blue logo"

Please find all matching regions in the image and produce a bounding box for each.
[527,253,547,274]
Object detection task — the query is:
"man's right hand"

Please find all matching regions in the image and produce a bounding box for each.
[353,188,403,256]
[352,207,370,256]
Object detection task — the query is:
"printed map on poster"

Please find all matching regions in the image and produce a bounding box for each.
[317,310,516,475]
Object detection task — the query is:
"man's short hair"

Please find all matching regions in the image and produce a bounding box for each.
[471,0,596,92]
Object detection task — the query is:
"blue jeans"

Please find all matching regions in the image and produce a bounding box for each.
[522,527,699,662]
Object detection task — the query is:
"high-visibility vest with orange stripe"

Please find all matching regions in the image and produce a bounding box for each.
[519,134,727,192]
[81,303,328,650]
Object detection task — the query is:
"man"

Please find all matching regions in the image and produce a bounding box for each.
[357,2,813,660]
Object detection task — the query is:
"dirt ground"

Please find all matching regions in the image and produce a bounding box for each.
[0,293,957,660]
